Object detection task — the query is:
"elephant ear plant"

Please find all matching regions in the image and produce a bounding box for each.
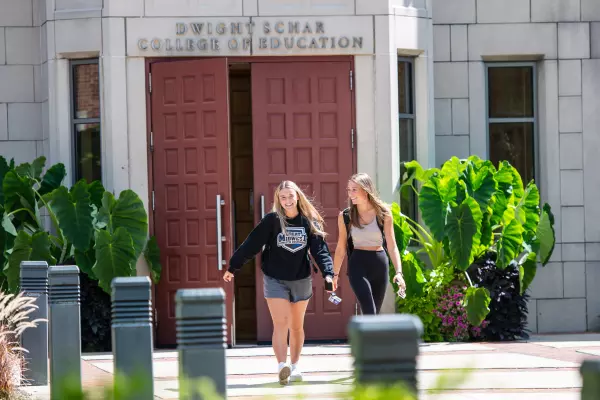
[0,156,162,294]
[396,155,556,326]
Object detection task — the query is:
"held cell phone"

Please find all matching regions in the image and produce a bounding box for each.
[324,280,334,291]
[398,287,407,299]
[328,293,342,305]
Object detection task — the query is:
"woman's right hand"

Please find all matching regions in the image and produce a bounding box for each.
[332,276,339,291]
[223,271,234,282]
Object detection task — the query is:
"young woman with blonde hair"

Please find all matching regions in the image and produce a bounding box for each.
[223,181,334,385]
[333,173,406,315]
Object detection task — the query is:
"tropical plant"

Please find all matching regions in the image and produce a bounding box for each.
[0,156,162,294]
[0,291,44,399]
[395,156,556,327]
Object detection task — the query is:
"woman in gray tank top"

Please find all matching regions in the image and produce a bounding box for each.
[332,173,406,314]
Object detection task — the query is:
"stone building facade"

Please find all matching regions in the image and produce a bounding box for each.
[0,0,598,341]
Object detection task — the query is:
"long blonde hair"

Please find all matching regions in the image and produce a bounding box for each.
[348,173,390,228]
[272,181,327,237]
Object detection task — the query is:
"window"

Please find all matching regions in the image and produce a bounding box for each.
[398,57,417,221]
[71,59,101,183]
[486,63,537,182]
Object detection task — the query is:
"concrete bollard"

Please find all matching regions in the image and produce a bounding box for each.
[580,359,600,400]
[111,277,154,399]
[20,261,49,386]
[176,288,227,399]
[49,266,81,399]
[348,314,423,391]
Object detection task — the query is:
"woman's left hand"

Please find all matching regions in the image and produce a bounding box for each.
[393,272,406,291]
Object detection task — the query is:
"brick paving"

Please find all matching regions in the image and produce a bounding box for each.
[20,333,600,399]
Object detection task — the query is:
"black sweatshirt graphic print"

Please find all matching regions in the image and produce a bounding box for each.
[228,212,334,281]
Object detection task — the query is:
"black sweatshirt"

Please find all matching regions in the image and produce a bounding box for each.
[228,212,334,281]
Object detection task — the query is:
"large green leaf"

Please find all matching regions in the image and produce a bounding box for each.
[463,286,491,326]
[516,182,540,234]
[441,156,466,179]
[92,228,137,294]
[467,164,497,212]
[496,209,524,269]
[519,252,537,295]
[51,181,94,251]
[88,181,105,210]
[419,174,457,242]
[75,248,96,279]
[15,157,46,181]
[144,236,162,284]
[5,230,56,293]
[479,210,493,249]
[537,203,556,266]
[400,251,426,297]
[391,202,412,254]
[3,170,37,228]
[445,197,483,271]
[99,190,148,259]
[38,163,66,197]
[3,171,36,212]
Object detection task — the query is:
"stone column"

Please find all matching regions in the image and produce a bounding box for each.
[176,288,227,399]
[20,261,49,386]
[111,277,154,399]
[348,314,423,391]
[581,359,600,400]
[49,266,81,398]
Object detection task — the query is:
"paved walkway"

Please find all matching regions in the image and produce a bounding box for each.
[22,333,600,399]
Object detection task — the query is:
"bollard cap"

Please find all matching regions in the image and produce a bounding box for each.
[111,277,151,302]
[581,359,600,374]
[348,315,424,362]
[348,315,424,337]
[20,261,49,279]
[176,288,225,320]
[49,266,80,286]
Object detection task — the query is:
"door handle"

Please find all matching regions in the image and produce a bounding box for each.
[260,195,265,219]
[216,195,226,271]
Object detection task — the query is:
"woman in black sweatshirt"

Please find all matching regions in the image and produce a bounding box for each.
[223,181,334,385]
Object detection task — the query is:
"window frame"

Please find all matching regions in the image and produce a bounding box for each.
[398,56,418,221]
[70,58,102,184]
[484,62,538,182]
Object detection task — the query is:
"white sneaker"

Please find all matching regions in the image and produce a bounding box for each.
[278,362,291,385]
[290,364,303,382]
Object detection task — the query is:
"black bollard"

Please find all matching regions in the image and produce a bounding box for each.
[49,266,81,398]
[176,288,227,399]
[20,261,49,386]
[111,277,154,399]
[348,314,423,391]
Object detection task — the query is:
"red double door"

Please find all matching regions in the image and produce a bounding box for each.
[151,58,356,346]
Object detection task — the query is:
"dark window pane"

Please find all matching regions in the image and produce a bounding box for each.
[398,61,413,115]
[73,63,100,119]
[75,123,102,183]
[400,118,417,221]
[488,66,534,118]
[489,122,534,182]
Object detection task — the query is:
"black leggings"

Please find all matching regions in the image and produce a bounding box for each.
[348,250,389,315]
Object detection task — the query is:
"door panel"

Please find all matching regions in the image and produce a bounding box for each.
[152,59,234,346]
[251,62,356,341]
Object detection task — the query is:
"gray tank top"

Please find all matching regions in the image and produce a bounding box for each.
[351,218,384,247]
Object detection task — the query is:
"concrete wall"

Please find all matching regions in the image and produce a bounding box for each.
[0,0,44,165]
[432,0,600,333]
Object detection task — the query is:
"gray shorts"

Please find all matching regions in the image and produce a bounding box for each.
[263,274,313,303]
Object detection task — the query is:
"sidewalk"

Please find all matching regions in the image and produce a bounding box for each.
[22,333,600,399]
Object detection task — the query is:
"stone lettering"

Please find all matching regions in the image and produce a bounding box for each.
[137,20,366,54]
[176,23,187,35]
